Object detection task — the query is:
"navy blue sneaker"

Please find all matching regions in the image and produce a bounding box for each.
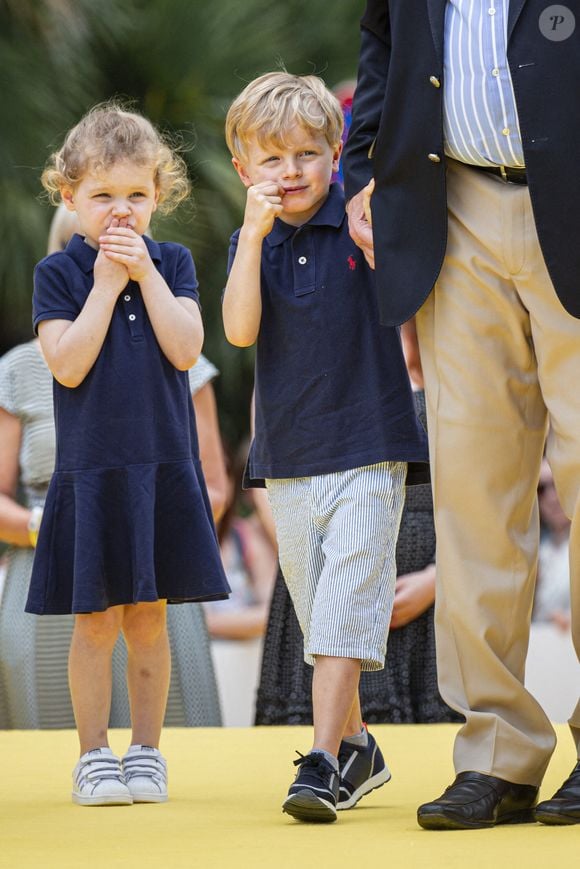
[283,752,339,823]
[337,728,391,810]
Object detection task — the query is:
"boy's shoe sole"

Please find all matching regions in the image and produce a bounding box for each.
[283,791,338,823]
[337,765,392,810]
[72,792,133,806]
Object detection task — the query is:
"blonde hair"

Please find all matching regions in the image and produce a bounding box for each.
[42,100,190,214]
[225,72,344,161]
[46,203,81,254]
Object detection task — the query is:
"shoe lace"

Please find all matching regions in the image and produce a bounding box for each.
[293,751,332,775]
[292,751,311,768]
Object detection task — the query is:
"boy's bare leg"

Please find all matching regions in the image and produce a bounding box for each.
[343,692,364,740]
[312,655,362,757]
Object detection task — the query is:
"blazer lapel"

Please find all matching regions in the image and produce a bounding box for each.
[426,0,446,66]
[508,0,527,39]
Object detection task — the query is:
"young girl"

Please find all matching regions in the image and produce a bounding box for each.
[27,101,230,806]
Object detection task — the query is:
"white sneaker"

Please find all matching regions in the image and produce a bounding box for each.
[72,747,133,806]
[122,745,168,803]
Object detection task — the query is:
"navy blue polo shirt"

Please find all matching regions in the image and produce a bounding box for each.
[227,184,428,485]
[32,233,201,471]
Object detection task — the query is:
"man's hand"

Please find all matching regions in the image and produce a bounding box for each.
[242,181,283,240]
[346,178,375,269]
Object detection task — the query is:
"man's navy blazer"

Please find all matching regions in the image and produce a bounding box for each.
[343,0,580,325]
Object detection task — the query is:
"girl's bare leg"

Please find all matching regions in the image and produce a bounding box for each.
[69,606,123,755]
[122,600,170,747]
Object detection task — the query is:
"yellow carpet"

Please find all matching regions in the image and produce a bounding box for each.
[1,724,579,869]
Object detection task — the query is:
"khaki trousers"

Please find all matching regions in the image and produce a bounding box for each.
[415,159,580,786]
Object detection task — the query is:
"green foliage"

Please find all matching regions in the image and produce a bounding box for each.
[0,0,362,444]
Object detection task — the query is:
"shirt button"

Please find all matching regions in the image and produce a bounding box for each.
[298,256,307,265]
[429,75,441,88]
[488,7,496,14]
[124,294,131,302]
[502,127,510,136]
[128,314,136,321]
[492,68,500,77]
[427,153,441,163]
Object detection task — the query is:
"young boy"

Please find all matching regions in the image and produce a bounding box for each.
[223,72,428,824]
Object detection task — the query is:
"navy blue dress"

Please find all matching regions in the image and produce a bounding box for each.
[26,234,230,614]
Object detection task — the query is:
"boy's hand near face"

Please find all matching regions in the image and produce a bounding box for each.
[242,181,283,240]
[224,182,283,347]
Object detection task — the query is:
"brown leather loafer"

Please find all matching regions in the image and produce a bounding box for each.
[417,771,538,830]
[535,761,580,825]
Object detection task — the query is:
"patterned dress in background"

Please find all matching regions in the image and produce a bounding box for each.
[0,342,221,728]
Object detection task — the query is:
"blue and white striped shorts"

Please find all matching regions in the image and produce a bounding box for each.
[265,461,406,671]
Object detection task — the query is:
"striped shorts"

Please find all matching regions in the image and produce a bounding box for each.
[265,461,406,671]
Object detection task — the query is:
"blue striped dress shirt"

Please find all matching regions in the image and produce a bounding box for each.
[443,0,525,167]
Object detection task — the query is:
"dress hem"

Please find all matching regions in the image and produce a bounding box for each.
[25,591,230,616]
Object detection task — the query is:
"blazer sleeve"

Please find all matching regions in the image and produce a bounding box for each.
[343,0,391,201]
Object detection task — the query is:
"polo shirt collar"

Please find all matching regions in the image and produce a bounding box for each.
[64,232,162,272]
[266,183,346,247]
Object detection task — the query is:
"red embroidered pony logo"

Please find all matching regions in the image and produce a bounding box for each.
[347,255,357,271]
